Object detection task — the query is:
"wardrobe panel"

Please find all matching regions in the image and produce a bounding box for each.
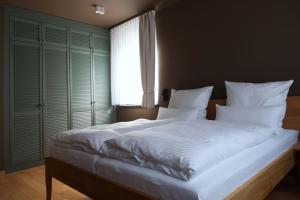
[43,46,68,154]
[11,42,42,167]
[71,50,92,128]
[44,47,68,112]
[92,35,109,52]
[44,113,67,154]
[95,108,112,125]
[93,53,110,108]
[11,115,41,165]
[44,25,67,46]
[73,111,92,129]
[11,18,39,42]
[71,50,92,110]
[71,31,90,50]
[12,43,40,113]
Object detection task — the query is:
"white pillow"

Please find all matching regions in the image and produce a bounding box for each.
[156,107,199,120]
[225,80,293,106]
[215,105,285,132]
[225,80,293,127]
[168,86,213,119]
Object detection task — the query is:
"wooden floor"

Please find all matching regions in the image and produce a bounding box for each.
[0,166,90,200]
[0,166,299,200]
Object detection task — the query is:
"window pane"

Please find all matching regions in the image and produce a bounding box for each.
[111,17,143,105]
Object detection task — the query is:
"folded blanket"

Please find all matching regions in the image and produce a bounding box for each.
[51,118,174,154]
[101,120,275,181]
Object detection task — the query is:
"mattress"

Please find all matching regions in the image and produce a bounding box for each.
[50,146,99,173]
[50,129,298,200]
[94,129,298,200]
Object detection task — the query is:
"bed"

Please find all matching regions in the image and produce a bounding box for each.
[45,96,300,200]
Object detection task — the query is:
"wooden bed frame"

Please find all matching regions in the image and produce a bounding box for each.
[46,96,300,200]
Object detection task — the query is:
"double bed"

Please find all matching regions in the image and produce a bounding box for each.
[45,96,300,200]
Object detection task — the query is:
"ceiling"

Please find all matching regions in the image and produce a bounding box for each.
[1,0,180,28]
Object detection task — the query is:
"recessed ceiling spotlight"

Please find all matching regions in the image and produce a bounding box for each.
[94,5,105,15]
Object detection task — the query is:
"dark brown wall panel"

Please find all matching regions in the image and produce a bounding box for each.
[156,0,300,105]
[118,0,300,121]
[0,6,4,170]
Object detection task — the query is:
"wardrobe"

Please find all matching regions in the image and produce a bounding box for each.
[1,6,112,172]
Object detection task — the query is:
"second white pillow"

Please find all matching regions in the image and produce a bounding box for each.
[215,105,285,132]
[225,80,293,106]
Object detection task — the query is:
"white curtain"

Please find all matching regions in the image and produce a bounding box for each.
[139,11,156,108]
[111,17,143,105]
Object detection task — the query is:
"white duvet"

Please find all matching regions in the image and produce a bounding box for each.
[51,119,174,153]
[101,120,275,181]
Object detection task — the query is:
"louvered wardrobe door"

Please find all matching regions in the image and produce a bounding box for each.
[10,41,42,168]
[11,18,40,43]
[92,34,110,52]
[43,46,68,155]
[70,30,90,50]
[93,52,112,125]
[43,24,67,47]
[71,49,92,129]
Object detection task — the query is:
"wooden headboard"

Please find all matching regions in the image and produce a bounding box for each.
[206,96,300,134]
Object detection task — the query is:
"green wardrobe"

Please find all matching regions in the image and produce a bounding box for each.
[2,6,112,172]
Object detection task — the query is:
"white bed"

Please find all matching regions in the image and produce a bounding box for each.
[50,129,298,200]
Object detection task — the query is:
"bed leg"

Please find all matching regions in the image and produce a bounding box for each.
[45,165,52,200]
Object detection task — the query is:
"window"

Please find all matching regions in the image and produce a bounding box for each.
[111,17,142,105]
[111,16,158,106]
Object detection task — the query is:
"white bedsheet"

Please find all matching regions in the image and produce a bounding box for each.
[95,129,298,200]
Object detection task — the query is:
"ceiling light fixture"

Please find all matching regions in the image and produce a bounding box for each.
[94,5,105,15]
